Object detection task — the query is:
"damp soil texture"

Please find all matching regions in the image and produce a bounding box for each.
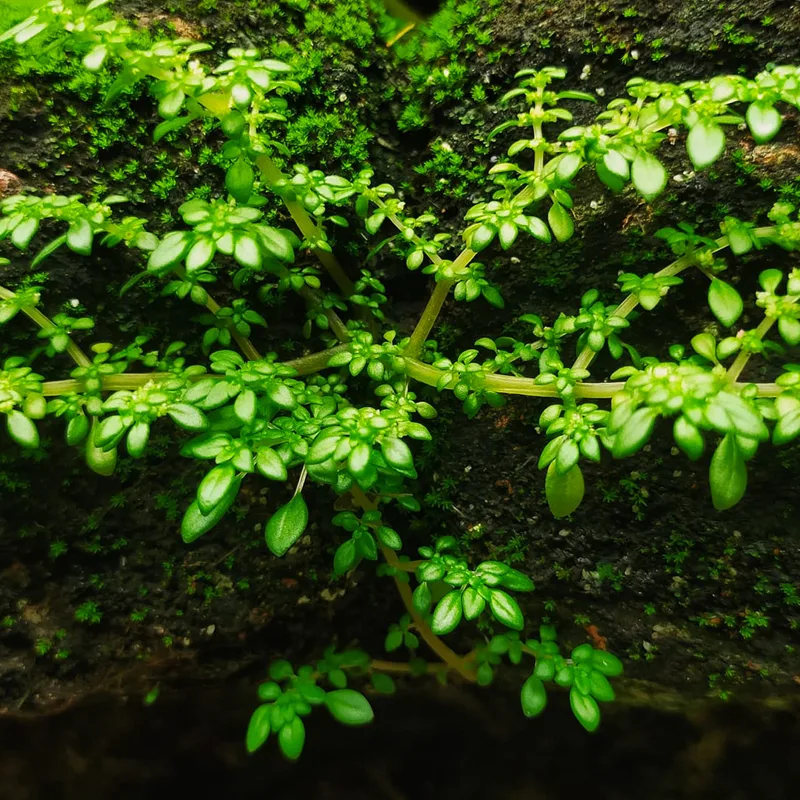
[1,1,800,798]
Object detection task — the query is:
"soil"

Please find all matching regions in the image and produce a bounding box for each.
[1,1,800,797]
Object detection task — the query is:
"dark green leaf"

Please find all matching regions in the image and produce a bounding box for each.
[520,675,547,717]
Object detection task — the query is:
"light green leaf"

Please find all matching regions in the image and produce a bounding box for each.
[708,279,743,327]
[278,717,305,761]
[266,494,308,556]
[631,152,667,201]
[197,464,237,515]
[611,407,659,458]
[324,689,374,726]
[746,101,782,144]
[569,687,601,732]
[709,433,747,511]
[547,202,574,242]
[545,462,584,518]
[66,218,93,256]
[489,589,524,630]
[256,448,288,481]
[148,231,190,274]
[180,479,241,543]
[226,158,255,204]
[167,403,208,431]
[6,409,38,449]
[687,119,726,169]
[520,675,548,717]
[430,590,463,635]
[245,705,272,753]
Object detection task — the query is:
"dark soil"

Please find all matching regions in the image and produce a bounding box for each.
[2,0,800,797]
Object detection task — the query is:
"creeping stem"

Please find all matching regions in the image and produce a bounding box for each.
[0,285,92,368]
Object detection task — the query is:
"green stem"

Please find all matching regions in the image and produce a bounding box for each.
[0,285,91,368]
[255,155,356,298]
[571,227,778,373]
[349,485,476,681]
[726,316,777,383]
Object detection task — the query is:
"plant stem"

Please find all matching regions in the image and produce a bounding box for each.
[349,485,476,681]
[0,285,91,368]
[570,227,778,373]
[726,316,776,382]
[255,155,356,297]
[369,658,448,675]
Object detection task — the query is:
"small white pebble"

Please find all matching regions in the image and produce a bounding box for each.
[338,92,347,103]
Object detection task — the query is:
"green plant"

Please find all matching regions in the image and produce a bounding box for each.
[74,600,102,624]
[4,0,800,761]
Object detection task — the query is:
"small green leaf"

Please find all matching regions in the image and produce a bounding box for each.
[489,589,524,631]
[412,582,432,614]
[6,409,38,449]
[430,590,463,635]
[180,480,241,543]
[673,416,704,461]
[324,689,374,726]
[708,279,743,327]
[773,408,800,445]
[381,436,415,476]
[545,462,584,518]
[167,403,208,431]
[709,433,747,511]
[148,231,190,273]
[547,202,574,243]
[570,687,601,732]
[691,332,718,362]
[520,675,547,717]
[197,464,237,515]
[266,494,309,556]
[66,218,93,256]
[66,414,89,446]
[256,448,288,481]
[746,101,782,144]
[591,649,624,677]
[462,585,486,620]
[278,717,305,761]
[612,407,659,458]
[334,539,357,575]
[631,151,667,201]
[245,705,272,753]
[778,316,800,346]
[126,421,150,458]
[226,158,255,204]
[234,388,257,425]
[589,671,615,702]
[687,119,726,170]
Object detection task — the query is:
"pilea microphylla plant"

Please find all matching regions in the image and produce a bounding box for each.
[2,0,800,758]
